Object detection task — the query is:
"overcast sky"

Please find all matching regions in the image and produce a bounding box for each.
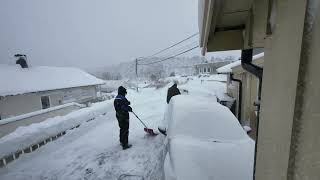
[0,0,240,68]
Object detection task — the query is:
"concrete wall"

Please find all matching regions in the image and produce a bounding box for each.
[255,0,311,179]
[288,1,320,178]
[0,86,98,119]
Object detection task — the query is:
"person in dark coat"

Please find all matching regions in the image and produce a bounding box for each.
[166,83,181,104]
[114,86,133,150]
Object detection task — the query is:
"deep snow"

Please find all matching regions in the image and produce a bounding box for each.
[0,87,168,180]
[0,74,246,180]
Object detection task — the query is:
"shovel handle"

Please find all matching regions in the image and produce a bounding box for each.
[132,111,148,128]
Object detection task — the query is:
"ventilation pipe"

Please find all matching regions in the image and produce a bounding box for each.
[15,54,28,68]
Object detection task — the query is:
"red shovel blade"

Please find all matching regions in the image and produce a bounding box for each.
[144,128,158,136]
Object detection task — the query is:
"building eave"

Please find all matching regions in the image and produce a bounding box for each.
[198,0,269,54]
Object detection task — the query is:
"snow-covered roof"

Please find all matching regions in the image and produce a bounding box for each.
[0,64,105,96]
[216,52,264,74]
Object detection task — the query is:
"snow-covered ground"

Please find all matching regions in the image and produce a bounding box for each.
[0,74,239,180]
[0,87,168,180]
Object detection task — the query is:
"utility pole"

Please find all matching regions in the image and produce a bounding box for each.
[135,58,138,92]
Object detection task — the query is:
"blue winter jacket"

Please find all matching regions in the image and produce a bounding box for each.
[114,95,132,119]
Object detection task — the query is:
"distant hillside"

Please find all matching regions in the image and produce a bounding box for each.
[88,56,235,80]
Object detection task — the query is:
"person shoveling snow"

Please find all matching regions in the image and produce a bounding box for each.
[166,82,181,104]
[114,86,133,150]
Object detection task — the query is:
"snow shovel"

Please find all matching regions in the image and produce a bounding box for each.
[132,111,158,136]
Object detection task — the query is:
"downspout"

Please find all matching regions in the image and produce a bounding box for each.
[230,73,242,122]
[241,49,263,180]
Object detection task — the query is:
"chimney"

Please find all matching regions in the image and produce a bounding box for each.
[15,54,28,68]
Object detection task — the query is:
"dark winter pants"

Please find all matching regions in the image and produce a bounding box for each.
[117,118,129,145]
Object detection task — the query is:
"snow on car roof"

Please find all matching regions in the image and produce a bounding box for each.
[216,52,264,74]
[167,95,248,141]
[165,95,254,180]
[0,64,105,96]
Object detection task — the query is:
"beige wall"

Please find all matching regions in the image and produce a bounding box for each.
[228,71,259,139]
[289,2,320,177]
[0,86,98,119]
[255,0,311,179]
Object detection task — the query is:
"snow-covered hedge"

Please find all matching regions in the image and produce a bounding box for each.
[0,100,112,158]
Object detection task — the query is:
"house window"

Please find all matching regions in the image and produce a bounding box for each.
[208,68,211,73]
[41,96,50,109]
[204,68,206,73]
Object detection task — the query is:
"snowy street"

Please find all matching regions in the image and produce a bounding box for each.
[0,87,169,180]
[1,0,318,179]
[0,76,229,180]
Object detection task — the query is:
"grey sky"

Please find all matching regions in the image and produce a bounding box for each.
[0,0,240,68]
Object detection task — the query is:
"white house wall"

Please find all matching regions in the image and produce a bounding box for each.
[0,105,80,138]
[0,86,98,119]
[0,93,42,119]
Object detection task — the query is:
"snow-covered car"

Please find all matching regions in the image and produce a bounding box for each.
[163,95,254,180]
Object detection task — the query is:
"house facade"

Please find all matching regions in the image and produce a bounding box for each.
[0,64,104,119]
[194,61,233,75]
[219,54,264,139]
[199,0,320,179]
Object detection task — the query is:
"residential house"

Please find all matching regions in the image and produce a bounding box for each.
[217,53,264,139]
[199,0,320,179]
[0,64,105,120]
[194,61,233,75]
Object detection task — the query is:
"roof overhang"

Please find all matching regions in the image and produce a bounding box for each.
[199,0,269,55]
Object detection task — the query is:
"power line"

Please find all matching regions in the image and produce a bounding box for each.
[137,41,198,64]
[139,45,199,66]
[156,41,198,59]
[142,32,199,60]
